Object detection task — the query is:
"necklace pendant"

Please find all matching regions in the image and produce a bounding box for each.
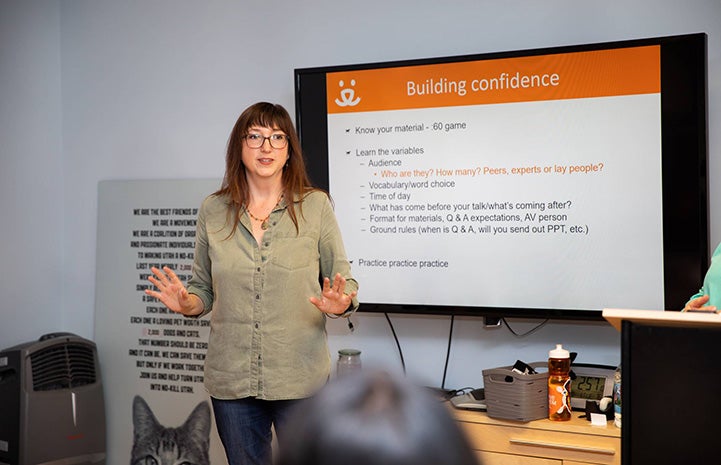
[261,220,269,230]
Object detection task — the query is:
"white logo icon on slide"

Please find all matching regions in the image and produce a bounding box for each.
[335,79,361,107]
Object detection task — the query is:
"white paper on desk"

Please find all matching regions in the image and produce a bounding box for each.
[590,413,607,426]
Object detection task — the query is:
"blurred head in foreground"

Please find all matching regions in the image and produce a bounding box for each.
[277,370,481,465]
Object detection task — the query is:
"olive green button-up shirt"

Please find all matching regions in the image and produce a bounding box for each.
[187,190,359,401]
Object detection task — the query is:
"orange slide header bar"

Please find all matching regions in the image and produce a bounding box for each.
[327,45,660,114]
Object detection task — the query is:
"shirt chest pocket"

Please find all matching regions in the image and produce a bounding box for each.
[271,236,318,270]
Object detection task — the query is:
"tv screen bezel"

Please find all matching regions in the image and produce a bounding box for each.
[294,33,709,321]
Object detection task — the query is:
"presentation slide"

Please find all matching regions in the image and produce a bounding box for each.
[324,46,664,311]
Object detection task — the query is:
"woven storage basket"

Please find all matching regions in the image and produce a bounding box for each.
[482,362,548,422]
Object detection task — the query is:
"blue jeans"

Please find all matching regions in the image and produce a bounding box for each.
[211,397,300,465]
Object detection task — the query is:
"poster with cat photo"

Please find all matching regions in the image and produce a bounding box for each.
[95,179,228,465]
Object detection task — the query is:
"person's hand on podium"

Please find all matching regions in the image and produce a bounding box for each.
[683,295,717,312]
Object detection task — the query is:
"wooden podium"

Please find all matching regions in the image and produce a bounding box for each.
[602,307,721,465]
[602,307,721,331]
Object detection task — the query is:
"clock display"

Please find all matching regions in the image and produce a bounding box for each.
[568,364,616,410]
[572,375,607,400]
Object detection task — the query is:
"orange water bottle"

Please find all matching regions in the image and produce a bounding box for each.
[548,344,572,421]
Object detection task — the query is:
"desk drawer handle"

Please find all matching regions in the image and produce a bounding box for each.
[509,438,616,455]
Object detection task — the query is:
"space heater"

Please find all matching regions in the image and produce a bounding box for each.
[0,333,105,465]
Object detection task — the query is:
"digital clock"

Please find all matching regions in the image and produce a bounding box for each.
[569,363,616,410]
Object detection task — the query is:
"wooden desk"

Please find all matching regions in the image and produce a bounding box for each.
[454,409,620,465]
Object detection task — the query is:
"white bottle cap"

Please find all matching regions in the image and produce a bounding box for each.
[549,343,570,359]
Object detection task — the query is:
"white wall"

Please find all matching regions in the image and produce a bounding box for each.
[2,0,720,389]
[0,0,64,341]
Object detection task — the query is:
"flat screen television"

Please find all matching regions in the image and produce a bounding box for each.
[294,33,709,320]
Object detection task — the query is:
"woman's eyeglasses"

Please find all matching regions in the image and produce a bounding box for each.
[244,133,288,149]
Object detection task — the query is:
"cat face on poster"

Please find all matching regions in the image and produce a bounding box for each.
[131,395,212,465]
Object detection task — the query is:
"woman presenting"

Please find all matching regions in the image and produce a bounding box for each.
[145,102,358,465]
[684,242,721,312]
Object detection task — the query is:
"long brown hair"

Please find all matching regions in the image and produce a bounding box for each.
[215,102,317,236]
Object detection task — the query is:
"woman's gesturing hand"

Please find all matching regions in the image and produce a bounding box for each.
[310,273,357,316]
[145,266,203,316]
